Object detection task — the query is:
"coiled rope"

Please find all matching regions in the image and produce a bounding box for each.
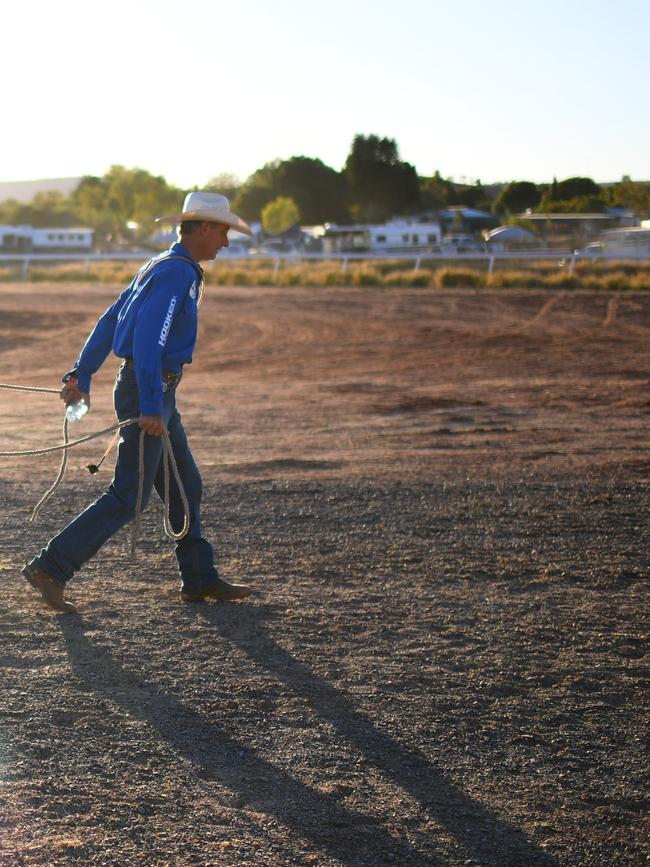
[0,382,190,553]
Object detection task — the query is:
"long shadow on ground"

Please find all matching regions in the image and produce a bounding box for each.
[194,604,558,866]
[59,609,557,867]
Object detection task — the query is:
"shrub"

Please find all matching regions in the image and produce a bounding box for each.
[280,267,303,287]
[0,267,16,282]
[322,269,346,287]
[435,267,484,289]
[13,255,650,292]
[581,272,629,292]
[29,267,99,282]
[628,272,650,291]
[541,272,580,290]
[207,268,244,286]
[490,270,543,289]
[378,269,429,288]
[580,275,607,291]
[382,269,409,287]
[374,258,414,276]
[400,270,431,288]
[300,268,343,287]
[253,269,277,286]
[351,267,382,287]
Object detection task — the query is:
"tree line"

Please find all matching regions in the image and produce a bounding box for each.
[1,135,648,241]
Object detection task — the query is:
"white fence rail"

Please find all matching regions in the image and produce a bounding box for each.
[1,249,649,279]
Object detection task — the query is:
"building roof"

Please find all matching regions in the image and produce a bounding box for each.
[440,206,492,218]
[520,212,611,221]
[0,224,92,235]
[486,226,535,240]
[323,224,365,233]
[32,226,93,233]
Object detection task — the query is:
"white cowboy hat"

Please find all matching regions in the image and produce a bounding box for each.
[156,191,252,236]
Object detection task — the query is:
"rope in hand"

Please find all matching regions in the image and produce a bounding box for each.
[0,382,190,553]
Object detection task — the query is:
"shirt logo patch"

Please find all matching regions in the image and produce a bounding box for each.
[158,296,177,347]
[189,281,197,300]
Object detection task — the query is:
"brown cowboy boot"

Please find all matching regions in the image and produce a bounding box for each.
[22,565,77,614]
[180,577,252,602]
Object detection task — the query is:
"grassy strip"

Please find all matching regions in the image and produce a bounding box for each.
[2,259,650,290]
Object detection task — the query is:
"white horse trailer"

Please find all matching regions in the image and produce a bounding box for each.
[599,227,650,257]
[31,228,94,253]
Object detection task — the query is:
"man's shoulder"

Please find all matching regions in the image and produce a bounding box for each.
[143,254,199,286]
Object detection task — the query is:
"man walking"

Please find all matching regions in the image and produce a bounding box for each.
[23,192,253,613]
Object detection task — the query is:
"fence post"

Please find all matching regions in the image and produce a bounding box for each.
[273,258,280,277]
[414,256,421,272]
[568,252,577,275]
[342,258,348,274]
[22,257,30,280]
[487,257,495,283]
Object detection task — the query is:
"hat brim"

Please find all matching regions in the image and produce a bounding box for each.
[155,209,252,237]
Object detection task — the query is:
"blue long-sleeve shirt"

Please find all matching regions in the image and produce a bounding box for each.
[72,243,204,415]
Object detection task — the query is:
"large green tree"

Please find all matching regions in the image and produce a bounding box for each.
[536,176,606,213]
[73,176,117,235]
[609,180,650,218]
[204,173,242,202]
[74,166,183,239]
[537,195,608,214]
[455,180,493,212]
[106,166,182,235]
[274,157,349,224]
[0,191,80,227]
[547,177,601,201]
[493,181,541,215]
[419,171,458,210]
[233,156,349,225]
[232,161,279,223]
[261,196,301,233]
[344,134,420,222]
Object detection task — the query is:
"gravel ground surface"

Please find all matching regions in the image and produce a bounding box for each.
[0,283,648,865]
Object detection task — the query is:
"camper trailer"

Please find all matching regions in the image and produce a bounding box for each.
[596,227,650,257]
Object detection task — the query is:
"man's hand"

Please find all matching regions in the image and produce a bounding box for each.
[60,381,90,409]
[139,415,165,436]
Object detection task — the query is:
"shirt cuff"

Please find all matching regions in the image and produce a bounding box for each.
[75,370,92,393]
[140,396,164,416]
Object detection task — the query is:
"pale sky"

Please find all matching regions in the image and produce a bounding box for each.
[1,0,647,188]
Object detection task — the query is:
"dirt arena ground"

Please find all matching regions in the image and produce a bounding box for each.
[0,281,648,866]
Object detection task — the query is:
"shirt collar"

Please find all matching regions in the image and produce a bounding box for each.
[170,241,204,273]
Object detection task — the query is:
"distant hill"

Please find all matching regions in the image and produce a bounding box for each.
[0,177,81,204]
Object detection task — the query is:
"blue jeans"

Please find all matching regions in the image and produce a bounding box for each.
[29,363,219,593]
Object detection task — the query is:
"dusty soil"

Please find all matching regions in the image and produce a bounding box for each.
[0,282,648,866]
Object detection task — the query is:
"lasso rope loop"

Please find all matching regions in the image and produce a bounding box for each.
[0,417,137,457]
[0,383,60,394]
[0,381,190,552]
[132,427,146,555]
[31,413,70,523]
[161,426,190,541]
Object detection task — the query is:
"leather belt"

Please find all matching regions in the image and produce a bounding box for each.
[121,357,183,385]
